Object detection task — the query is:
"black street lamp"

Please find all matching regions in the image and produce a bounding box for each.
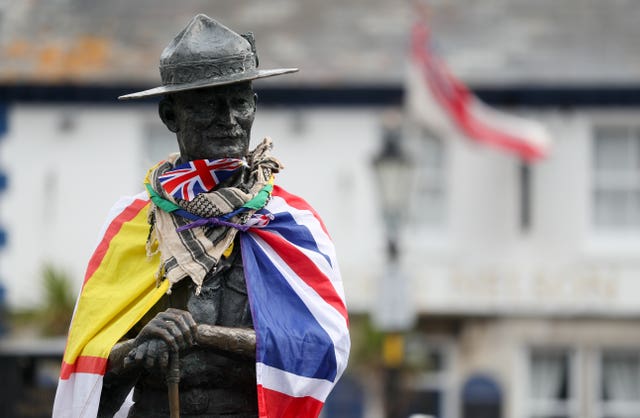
[371,114,416,418]
[372,120,415,262]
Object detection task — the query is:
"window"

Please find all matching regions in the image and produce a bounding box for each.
[599,350,640,418]
[402,338,455,418]
[592,127,640,230]
[528,348,577,418]
[411,130,446,228]
[525,346,640,418]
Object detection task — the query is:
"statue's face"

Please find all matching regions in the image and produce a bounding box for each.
[166,82,256,162]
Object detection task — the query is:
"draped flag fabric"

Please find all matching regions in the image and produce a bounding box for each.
[407,20,552,161]
[242,187,350,417]
[53,186,350,418]
[158,157,247,201]
[52,191,166,418]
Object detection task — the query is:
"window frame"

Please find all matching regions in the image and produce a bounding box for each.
[526,346,580,418]
[595,348,640,418]
[407,127,448,232]
[591,124,640,233]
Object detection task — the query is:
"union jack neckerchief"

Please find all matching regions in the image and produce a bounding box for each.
[158,158,247,201]
[145,137,283,293]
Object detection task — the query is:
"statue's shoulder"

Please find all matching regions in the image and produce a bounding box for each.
[269,185,312,210]
[88,191,152,260]
[98,192,151,234]
[268,185,326,224]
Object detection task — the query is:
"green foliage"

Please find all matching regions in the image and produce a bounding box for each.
[39,264,75,336]
[347,314,385,371]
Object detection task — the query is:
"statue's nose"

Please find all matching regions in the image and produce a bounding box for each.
[214,101,236,127]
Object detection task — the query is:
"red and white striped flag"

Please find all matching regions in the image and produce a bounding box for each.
[406,20,551,161]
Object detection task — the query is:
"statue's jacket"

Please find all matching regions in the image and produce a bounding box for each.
[52,185,350,418]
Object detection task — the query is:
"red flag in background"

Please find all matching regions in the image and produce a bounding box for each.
[406,13,552,162]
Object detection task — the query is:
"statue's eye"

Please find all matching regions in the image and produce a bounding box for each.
[232,98,251,109]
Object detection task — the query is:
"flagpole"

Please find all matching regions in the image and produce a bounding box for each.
[519,161,532,232]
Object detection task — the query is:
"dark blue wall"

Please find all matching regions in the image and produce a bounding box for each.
[2,83,640,108]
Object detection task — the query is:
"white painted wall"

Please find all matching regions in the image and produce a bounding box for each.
[405,108,640,316]
[0,105,146,307]
[1,104,640,317]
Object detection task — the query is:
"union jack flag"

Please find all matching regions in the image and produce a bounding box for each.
[159,158,246,201]
[241,186,350,417]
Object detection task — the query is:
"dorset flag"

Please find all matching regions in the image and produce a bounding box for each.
[53,192,169,418]
[406,20,551,161]
[53,186,350,418]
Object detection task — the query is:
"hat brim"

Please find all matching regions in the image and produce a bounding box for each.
[118,68,298,100]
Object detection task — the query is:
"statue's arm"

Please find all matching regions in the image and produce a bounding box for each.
[97,339,141,418]
[103,324,256,372]
[105,338,138,374]
[97,310,256,417]
[196,324,256,358]
[98,308,197,417]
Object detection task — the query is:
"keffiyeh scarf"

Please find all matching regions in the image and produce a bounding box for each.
[145,137,282,293]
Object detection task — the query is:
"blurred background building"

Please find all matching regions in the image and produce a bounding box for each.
[1,1,640,417]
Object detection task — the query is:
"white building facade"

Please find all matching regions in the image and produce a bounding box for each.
[2,1,640,417]
[1,97,640,417]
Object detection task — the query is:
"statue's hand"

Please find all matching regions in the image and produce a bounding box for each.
[124,308,197,371]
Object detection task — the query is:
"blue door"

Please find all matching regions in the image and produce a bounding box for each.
[462,374,502,418]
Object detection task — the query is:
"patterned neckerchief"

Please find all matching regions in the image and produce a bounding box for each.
[144,137,283,294]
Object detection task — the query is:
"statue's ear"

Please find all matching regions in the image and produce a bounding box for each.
[159,96,179,133]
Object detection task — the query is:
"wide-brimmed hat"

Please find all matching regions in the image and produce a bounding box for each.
[119,14,298,100]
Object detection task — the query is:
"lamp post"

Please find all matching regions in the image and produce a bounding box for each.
[371,114,415,418]
[372,128,411,255]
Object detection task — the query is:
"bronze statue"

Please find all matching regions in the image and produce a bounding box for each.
[53,14,350,418]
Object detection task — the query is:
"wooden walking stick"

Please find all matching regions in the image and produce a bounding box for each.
[167,352,181,418]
